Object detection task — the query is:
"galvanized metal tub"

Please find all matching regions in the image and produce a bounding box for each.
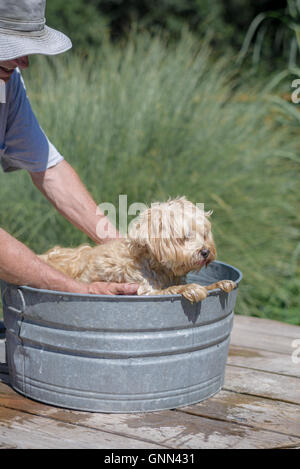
[1,260,242,413]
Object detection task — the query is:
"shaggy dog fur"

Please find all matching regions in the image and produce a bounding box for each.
[39,197,236,302]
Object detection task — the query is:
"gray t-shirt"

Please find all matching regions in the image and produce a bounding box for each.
[0,69,63,173]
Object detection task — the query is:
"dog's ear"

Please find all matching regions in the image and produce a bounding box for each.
[128,204,174,262]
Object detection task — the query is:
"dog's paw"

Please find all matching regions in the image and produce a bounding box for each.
[182,284,208,303]
[216,280,236,293]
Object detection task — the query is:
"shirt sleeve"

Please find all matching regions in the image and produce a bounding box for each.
[1,69,64,173]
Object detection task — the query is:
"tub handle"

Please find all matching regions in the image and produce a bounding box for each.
[16,288,26,315]
[1,285,26,316]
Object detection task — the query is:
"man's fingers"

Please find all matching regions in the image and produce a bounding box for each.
[112,283,139,295]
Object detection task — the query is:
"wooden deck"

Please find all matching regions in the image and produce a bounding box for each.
[0,315,299,449]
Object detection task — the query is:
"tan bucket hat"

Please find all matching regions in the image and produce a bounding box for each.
[0,0,72,61]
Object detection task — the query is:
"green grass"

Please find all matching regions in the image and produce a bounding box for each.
[1,32,299,324]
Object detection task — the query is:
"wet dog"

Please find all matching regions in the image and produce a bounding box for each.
[39,197,236,302]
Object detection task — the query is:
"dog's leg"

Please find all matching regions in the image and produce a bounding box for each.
[147,280,236,303]
[150,284,208,303]
[204,280,236,293]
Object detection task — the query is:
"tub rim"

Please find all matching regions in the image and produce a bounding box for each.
[5,260,242,301]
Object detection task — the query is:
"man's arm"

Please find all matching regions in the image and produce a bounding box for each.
[0,228,138,295]
[30,160,119,244]
[27,160,139,294]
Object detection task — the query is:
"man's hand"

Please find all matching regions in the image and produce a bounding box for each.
[85,282,139,295]
[0,228,139,296]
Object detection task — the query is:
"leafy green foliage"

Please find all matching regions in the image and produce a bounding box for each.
[237,0,300,66]
[45,0,288,60]
[46,0,109,50]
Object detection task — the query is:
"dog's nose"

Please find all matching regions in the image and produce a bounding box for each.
[200,249,210,259]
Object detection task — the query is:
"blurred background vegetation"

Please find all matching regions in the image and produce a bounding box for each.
[45,0,294,66]
[1,0,300,325]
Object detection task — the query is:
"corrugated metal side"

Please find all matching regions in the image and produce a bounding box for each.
[1,261,241,412]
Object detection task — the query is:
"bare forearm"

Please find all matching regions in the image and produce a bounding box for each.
[0,229,138,295]
[0,228,86,293]
[26,161,138,295]
[30,161,119,243]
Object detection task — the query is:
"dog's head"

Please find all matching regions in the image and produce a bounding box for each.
[128,197,216,275]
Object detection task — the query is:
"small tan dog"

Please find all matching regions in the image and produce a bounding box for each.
[39,197,236,302]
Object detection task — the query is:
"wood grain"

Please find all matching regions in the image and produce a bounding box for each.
[0,315,299,449]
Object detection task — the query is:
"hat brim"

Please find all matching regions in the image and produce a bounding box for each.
[0,25,72,61]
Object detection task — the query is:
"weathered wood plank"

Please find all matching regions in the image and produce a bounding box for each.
[0,381,299,449]
[231,320,300,356]
[0,406,166,449]
[233,315,300,338]
[0,443,17,449]
[228,345,300,377]
[224,366,300,405]
[178,389,300,437]
[1,317,299,449]
[82,410,300,449]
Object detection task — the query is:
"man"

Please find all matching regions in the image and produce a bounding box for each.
[0,0,138,296]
